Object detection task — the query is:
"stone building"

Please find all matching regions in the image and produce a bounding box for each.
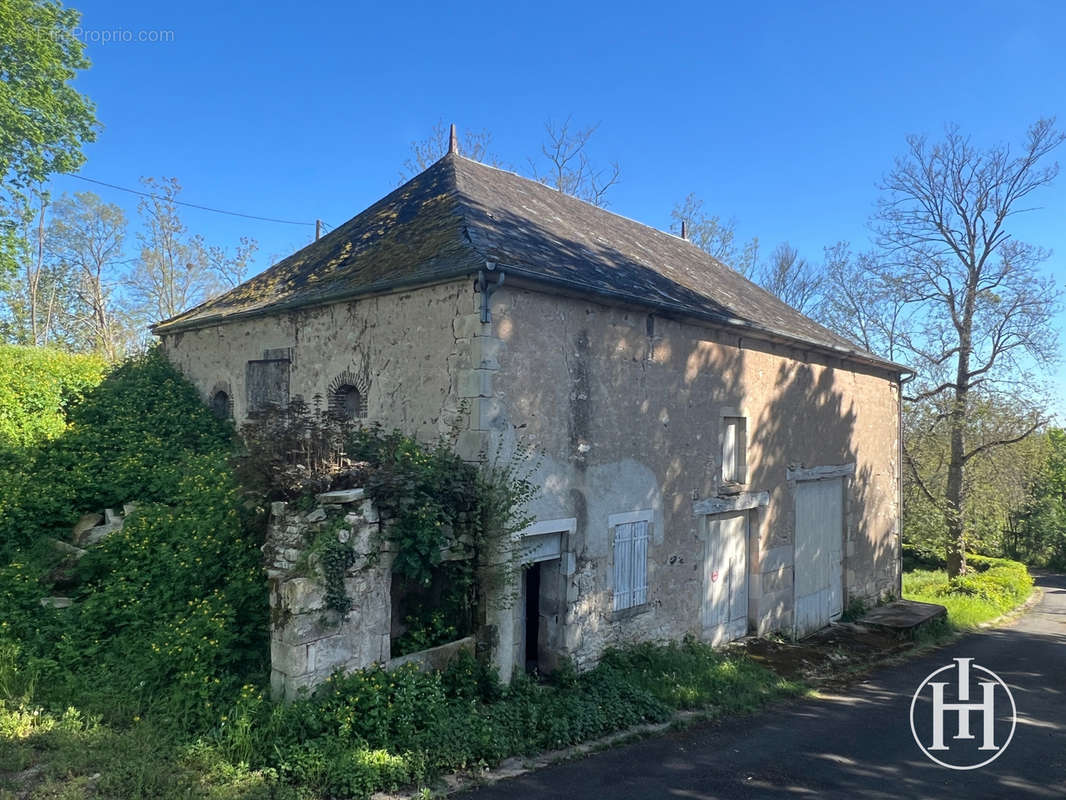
[154,140,907,681]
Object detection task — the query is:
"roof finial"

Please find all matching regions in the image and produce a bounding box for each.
[448,123,459,155]
[681,220,688,241]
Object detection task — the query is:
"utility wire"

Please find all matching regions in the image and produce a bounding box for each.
[64,174,318,227]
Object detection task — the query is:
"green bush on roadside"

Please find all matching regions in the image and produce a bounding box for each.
[203,644,800,799]
[903,553,1033,629]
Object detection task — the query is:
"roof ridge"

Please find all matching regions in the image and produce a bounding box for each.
[446,154,874,359]
[449,152,700,253]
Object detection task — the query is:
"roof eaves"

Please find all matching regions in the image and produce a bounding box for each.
[151,262,476,335]
[496,264,910,374]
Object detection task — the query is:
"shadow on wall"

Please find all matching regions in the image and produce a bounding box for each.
[754,356,897,611]
[480,202,898,643]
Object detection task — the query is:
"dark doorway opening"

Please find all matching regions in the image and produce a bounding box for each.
[524,562,541,672]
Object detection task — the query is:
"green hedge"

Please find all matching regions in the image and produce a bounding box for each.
[0,345,106,449]
[0,348,234,555]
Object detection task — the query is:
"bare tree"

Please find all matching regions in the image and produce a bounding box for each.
[47,191,129,359]
[207,235,259,289]
[757,241,823,314]
[0,188,77,347]
[401,120,500,180]
[670,193,759,277]
[818,242,907,361]
[876,119,1064,577]
[126,177,223,323]
[529,117,621,207]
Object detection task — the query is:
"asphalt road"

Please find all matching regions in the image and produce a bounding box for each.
[465,573,1066,799]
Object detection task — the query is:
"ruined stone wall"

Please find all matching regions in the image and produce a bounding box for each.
[484,285,901,672]
[264,489,391,701]
[159,279,493,455]
[265,488,481,700]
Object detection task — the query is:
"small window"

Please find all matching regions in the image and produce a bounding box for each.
[331,384,364,420]
[610,511,651,611]
[210,390,231,419]
[722,415,747,484]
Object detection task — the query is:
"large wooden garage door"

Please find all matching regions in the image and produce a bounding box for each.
[794,478,843,637]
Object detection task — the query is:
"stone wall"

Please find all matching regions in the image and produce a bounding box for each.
[264,487,484,700]
[264,488,392,701]
[158,279,480,445]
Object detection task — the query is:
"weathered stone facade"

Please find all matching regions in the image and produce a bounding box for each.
[483,285,900,673]
[161,276,901,681]
[161,280,489,448]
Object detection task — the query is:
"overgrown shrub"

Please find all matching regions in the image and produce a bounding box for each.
[0,347,233,555]
[205,642,798,799]
[235,395,358,500]
[349,424,482,588]
[903,553,1033,628]
[0,347,267,727]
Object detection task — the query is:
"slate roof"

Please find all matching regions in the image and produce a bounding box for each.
[154,153,901,371]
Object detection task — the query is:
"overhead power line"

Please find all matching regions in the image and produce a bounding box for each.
[64,174,318,227]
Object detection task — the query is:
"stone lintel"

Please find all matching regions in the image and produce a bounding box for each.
[692,491,769,516]
[786,462,856,482]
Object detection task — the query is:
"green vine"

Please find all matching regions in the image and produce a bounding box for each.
[321,536,356,614]
[348,424,539,646]
[294,516,358,615]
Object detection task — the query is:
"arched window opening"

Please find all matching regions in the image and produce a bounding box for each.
[333,384,363,420]
[210,390,231,419]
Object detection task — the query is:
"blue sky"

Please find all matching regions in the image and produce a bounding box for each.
[51,0,1066,414]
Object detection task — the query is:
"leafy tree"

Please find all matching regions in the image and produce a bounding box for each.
[1015,429,1066,567]
[875,120,1063,577]
[904,398,1050,560]
[0,0,98,277]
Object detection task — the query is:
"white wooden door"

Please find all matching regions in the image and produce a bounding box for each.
[702,512,748,644]
[794,478,844,637]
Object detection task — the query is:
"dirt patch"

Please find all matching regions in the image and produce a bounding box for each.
[728,622,914,685]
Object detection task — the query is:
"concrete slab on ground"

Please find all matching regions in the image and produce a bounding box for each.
[860,599,946,632]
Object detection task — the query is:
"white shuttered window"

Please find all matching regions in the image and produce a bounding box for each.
[612,519,649,611]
